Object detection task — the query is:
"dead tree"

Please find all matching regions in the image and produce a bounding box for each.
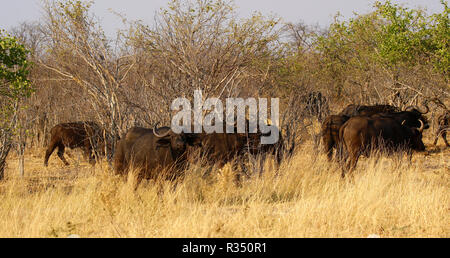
[39,1,136,159]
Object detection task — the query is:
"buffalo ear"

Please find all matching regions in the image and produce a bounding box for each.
[156,137,171,148]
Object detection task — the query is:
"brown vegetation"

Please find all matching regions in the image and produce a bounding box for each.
[0,0,448,237]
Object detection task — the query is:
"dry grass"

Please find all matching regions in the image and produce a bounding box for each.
[0,137,448,238]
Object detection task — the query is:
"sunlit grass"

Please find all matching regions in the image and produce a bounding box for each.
[0,139,448,237]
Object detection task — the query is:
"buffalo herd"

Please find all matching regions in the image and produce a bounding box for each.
[112,122,292,182]
[321,103,431,176]
[44,99,447,180]
[44,120,292,182]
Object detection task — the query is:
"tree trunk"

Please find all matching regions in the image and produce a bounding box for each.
[0,137,12,180]
[18,141,25,177]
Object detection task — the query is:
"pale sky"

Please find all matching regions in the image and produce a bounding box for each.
[0,0,446,36]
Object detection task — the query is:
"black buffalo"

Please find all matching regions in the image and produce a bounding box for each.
[339,116,425,176]
[371,108,430,130]
[186,123,287,168]
[302,92,329,122]
[186,129,247,168]
[115,121,289,181]
[113,124,198,181]
[321,104,400,161]
[44,121,110,166]
[321,103,429,160]
[321,115,350,160]
[429,98,449,147]
[339,104,400,117]
[433,111,449,147]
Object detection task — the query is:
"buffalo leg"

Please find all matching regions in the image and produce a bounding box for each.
[433,135,438,146]
[336,142,347,166]
[433,128,441,146]
[442,131,450,147]
[342,152,359,178]
[339,153,349,178]
[325,141,333,161]
[83,147,95,165]
[433,129,450,147]
[44,141,58,166]
[113,144,127,176]
[57,145,70,166]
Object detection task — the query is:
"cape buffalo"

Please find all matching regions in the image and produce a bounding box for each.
[44,121,108,166]
[321,115,350,160]
[321,104,400,161]
[113,124,199,181]
[191,132,247,167]
[113,127,154,176]
[339,104,400,117]
[184,123,252,169]
[429,98,449,147]
[339,116,425,176]
[371,108,430,130]
[433,111,449,147]
[186,122,288,170]
[253,128,293,164]
[322,103,429,160]
[302,92,329,122]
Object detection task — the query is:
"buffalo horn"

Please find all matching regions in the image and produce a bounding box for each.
[153,122,171,138]
[404,105,415,111]
[417,120,424,133]
[419,102,430,114]
[404,103,429,114]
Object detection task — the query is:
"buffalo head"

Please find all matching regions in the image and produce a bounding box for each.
[153,123,200,153]
[402,119,426,151]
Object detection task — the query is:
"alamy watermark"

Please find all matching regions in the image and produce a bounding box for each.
[171,90,279,144]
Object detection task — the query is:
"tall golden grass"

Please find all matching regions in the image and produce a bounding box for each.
[0,138,448,238]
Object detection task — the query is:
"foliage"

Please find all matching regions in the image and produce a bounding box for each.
[314,0,449,101]
[0,30,33,179]
[428,0,450,77]
[0,31,33,102]
[4,0,449,154]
